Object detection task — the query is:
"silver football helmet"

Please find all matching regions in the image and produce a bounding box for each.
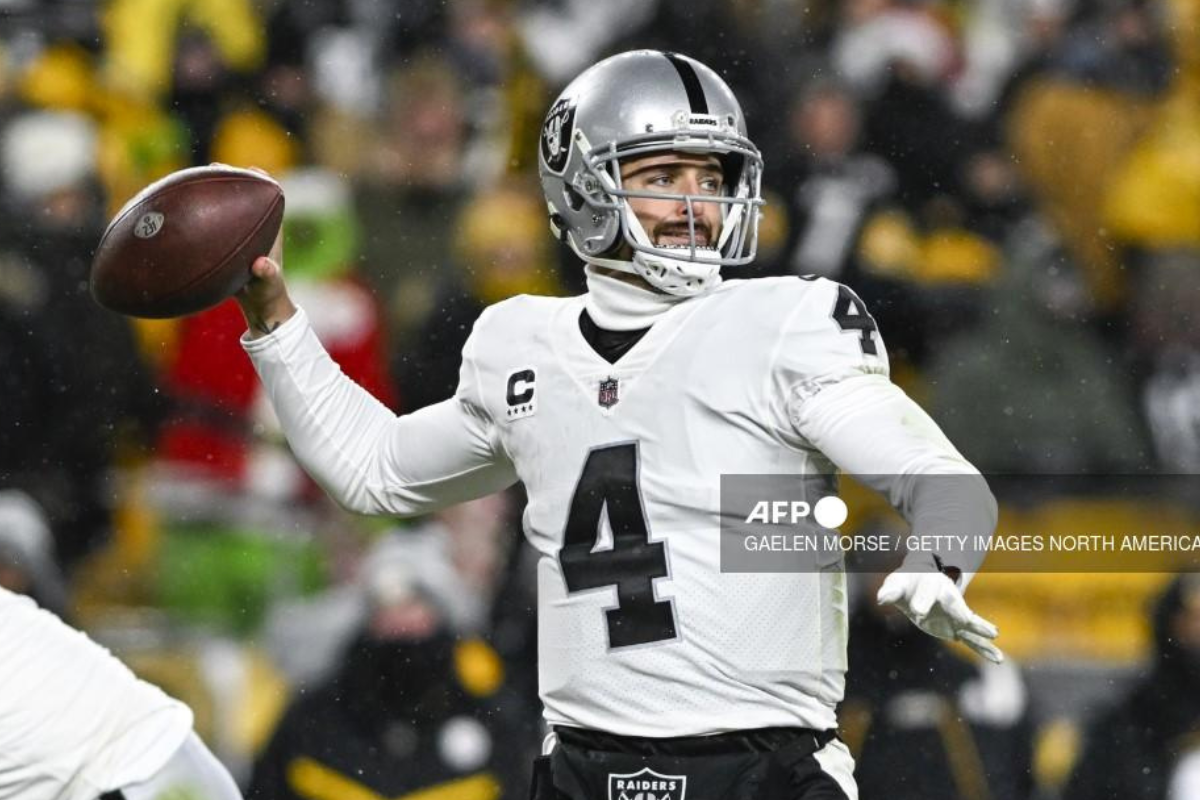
[537,50,764,296]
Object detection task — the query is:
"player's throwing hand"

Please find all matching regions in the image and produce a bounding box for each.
[236,215,295,339]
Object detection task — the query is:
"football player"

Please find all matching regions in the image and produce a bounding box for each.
[0,584,243,800]
[235,50,1001,800]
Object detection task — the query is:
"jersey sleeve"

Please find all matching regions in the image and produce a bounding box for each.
[773,279,995,583]
[770,278,889,435]
[243,308,517,517]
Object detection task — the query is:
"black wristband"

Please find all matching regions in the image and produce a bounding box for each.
[932,554,963,587]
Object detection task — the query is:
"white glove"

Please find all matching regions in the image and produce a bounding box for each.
[877,569,1004,663]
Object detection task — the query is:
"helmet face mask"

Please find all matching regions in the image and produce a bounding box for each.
[539,50,764,296]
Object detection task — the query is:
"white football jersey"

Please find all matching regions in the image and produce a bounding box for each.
[0,588,193,800]
[456,276,888,736]
[248,275,991,739]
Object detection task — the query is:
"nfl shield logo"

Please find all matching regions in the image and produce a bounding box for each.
[608,767,686,800]
[598,376,620,408]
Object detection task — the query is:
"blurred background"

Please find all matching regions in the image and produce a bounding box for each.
[0,0,1199,797]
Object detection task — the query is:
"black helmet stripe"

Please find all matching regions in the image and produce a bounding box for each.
[663,52,709,115]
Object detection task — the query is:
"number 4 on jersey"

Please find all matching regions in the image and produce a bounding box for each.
[832,285,879,356]
[559,443,677,649]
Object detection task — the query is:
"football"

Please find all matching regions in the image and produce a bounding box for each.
[90,165,284,318]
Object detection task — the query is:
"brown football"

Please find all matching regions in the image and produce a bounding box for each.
[90,165,284,318]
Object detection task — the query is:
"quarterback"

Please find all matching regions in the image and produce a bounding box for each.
[236,51,1000,800]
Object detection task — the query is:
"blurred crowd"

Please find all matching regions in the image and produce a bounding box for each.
[1,0,1200,798]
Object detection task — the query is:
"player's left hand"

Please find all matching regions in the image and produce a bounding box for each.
[877,569,1004,663]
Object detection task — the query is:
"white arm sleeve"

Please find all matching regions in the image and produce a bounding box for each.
[792,374,997,584]
[243,308,517,517]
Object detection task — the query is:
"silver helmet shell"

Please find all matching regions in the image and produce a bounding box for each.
[537,50,764,295]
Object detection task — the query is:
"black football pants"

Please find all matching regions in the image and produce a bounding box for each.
[530,726,855,800]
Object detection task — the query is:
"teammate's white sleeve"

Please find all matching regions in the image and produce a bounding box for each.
[119,732,242,800]
[792,373,997,584]
[243,307,517,516]
[0,588,195,800]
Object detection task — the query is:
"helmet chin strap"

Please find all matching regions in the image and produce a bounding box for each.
[631,251,721,297]
[619,204,723,297]
[575,243,723,299]
[576,246,722,298]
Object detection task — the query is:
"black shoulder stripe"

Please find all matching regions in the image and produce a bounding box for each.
[663,52,709,115]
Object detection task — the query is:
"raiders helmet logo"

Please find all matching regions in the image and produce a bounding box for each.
[541,97,576,174]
